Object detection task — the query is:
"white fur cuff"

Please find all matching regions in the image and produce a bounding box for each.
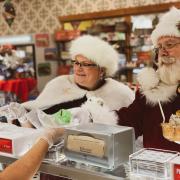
[81,96,118,125]
[137,67,159,90]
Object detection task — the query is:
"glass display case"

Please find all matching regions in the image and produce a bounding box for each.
[129,148,179,180]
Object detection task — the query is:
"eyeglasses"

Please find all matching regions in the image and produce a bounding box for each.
[71,60,97,68]
[154,41,180,52]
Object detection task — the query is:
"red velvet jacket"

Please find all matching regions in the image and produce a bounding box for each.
[116,90,180,152]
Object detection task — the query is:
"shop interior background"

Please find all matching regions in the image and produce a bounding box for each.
[0,0,178,92]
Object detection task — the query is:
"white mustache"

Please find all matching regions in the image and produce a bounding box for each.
[159,56,176,64]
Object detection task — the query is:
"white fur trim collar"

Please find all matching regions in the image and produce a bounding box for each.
[137,68,177,105]
[23,75,134,110]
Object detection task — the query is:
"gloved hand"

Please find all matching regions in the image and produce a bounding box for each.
[19,109,43,128]
[37,109,58,128]
[0,102,27,122]
[40,127,65,147]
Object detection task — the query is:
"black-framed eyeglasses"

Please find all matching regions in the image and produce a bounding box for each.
[154,41,180,52]
[71,60,97,68]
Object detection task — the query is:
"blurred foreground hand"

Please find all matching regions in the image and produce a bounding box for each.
[40,127,65,147]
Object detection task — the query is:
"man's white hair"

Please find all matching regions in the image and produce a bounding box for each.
[151,7,180,46]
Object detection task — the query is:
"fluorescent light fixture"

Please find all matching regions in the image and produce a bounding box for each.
[0,35,33,45]
[133,68,143,74]
[132,15,153,30]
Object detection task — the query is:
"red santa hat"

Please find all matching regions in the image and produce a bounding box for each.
[151,7,180,46]
[69,35,118,77]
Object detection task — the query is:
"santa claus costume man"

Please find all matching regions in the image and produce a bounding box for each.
[116,7,180,151]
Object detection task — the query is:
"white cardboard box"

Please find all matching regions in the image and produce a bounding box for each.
[0,123,43,157]
[170,156,180,180]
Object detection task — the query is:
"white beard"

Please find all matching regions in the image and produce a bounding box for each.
[158,57,180,85]
[137,65,178,105]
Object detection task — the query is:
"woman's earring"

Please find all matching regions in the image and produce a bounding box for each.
[177,83,180,96]
[100,73,104,80]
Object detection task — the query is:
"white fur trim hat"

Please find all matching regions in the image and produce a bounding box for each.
[151,7,180,46]
[69,35,119,76]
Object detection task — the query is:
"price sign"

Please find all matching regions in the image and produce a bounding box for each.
[0,138,12,154]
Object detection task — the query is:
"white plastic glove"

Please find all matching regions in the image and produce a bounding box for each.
[40,128,65,147]
[0,102,27,122]
[37,110,59,128]
[19,109,43,128]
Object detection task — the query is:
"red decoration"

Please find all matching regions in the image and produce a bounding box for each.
[174,164,180,180]
[35,34,49,47]
[0,78,37,102]
[55,30,81,41]
[0,138,12,154]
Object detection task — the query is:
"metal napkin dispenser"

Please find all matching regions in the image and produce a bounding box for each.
[64,123,135,169]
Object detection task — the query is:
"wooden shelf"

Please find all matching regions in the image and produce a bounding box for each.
[59,2,180,23]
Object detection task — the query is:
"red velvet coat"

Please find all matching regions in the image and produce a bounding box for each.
[117,90,180,152]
